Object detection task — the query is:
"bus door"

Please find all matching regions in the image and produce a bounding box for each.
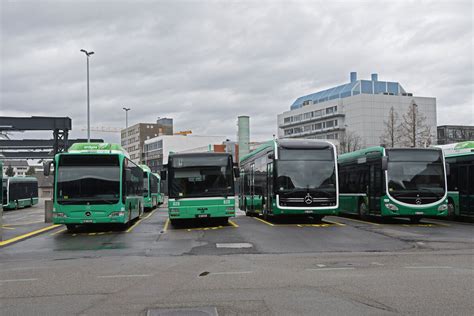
[368,163,382,214]
[250,164,255,212]
[458,165,473,216]
[266,162,273,212]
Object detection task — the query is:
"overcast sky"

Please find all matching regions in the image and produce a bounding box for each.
[1,0,472,143]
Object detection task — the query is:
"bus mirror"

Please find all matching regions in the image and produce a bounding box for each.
[445,163,450,176]
[160,170,167,180]
[43,161,52,176]
[125,169,131,181]
[381,156,388,171]
[234,167,240,178]
[268,153,274,159]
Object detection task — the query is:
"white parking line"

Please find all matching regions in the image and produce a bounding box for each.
[306,267,355,271]
[97,274,153,278]
[0,278,38,283]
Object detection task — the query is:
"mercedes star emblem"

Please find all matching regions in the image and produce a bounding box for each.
[304,193,313,205]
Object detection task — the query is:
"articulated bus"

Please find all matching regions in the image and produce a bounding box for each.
[338,147,448,223]
[441,141,474,218]
[166,152,237,226]
[239,139,339,221]
[2,176,39,210]
[140,165,161,210]
[45,143,144,231]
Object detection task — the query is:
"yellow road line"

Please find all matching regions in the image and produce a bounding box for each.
[126,209,157,233]
[336,216,380,226]
[1,226,15,230]
[50,228,67,236]
[323,219,346,227]
[228,220,239,228]
[0,225,61,247]
[420,221,450,227]
[163,218,170,232]
[253,217,275,226]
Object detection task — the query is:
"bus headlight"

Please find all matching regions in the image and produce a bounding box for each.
[109,211,125,217]
[54,212,67,218]
[385,203,399,211]
[226,207,234,211]
[438,204,448,211]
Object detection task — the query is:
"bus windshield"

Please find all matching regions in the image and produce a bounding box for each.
[169,156,233,198]
[57,155,121,204]
[386,149,445,197]
[276,148,336,194]
[143,172,149,197]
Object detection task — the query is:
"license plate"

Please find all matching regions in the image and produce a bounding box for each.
[305,210,313,214]
[83,219,93,223]
[197,214,209,218]
[415,212,423,215]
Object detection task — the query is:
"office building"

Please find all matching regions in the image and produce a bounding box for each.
[277,72,437,148]
[437,125,474,145]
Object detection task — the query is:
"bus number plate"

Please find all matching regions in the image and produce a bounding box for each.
[82,219,93,223]
[305,210,313,214]
[197,214,209,218]
[415,212,423,215]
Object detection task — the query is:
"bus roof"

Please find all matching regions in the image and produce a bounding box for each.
[65,143,129,158]
[4,176,38,183]
[169,152,232,158]
[239,140,275,163]
[338,146,385,163]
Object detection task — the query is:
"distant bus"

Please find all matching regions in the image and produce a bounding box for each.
[140,164,161,210]
[45,143,144,230]
[166,152,237,226]
[153,173,164,205]
[239,139,339,221]
[442,141,474,218]
[2,176,39,210]
[338,147,448,223]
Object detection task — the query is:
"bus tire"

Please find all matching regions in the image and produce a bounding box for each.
[358,201,368,220]
[170,219,181,227]
[216,217,228,226]
[410,216,422,224]
[447,201,455,219]
[66,224,77,232]
[311,215,323,223]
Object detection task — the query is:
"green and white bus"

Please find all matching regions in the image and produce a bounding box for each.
[239,139,339,221]
[338,146,448,223]
[2,176,39,210]
[166,152,238,226]
[140,164,161,210]
[440,141,474,218]
[45,143,144,230]
[154,173,164,205]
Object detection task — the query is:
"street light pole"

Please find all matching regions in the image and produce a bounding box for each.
[123,107,131,128]
[80,49,94,142]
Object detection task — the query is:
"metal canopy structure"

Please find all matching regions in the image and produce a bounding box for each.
[0,116,103,160]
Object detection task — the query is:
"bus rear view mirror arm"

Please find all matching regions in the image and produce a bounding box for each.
[43,160,53,176]
[381,156,388,171]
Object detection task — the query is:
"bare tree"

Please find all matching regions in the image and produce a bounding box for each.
[338,131,363,154]
[398,102,433,147]
[380,106,399,148]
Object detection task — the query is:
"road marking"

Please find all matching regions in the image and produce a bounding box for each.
[97,274,152,278]
[0,224,61,247]
[316,264,326,267]
[126,209,157,233]
[371,262,384,266]
[306,267,356,271]
[163,218,170,232]
[228,220,239,227]
[253,217,275,226]
[323,219,346,226]
[89,233,97,236]
[216,243,253,248]
[50,228,67,236]
[404,266,452,269]
[336,216,380,226]
[1,226,15,230]
[210,271,253,275]
[0,278,38,283]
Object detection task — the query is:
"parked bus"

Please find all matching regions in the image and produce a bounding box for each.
[338,146,448,223]
[441,141,474,218]
[2,176,39,210]
[239,139,339,221]
[166,152,238,226]
[140,164,161,210]
[154,173,164,206]
[45,143,144,230]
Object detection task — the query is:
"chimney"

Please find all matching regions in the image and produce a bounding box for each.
[350,72,357,83]
[371,73,378,81]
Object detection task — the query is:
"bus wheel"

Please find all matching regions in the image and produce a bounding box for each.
[358,202,368,219]
[447,202,455,219]
[66,224,77,232]
[170,219,181,227]
[311,215,323,223]
[216,217,228,226]
[410,216,422,224]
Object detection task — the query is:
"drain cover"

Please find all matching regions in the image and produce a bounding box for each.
[147,307,218,316]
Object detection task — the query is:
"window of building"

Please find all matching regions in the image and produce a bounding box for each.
[314,110,322,117]
[326,120,334,128]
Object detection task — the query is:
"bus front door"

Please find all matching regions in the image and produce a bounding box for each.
[458,165,473,216]
[266,162,273,213]
[368,164,382,214]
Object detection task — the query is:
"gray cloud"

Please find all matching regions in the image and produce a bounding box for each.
[1,0,472,144]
